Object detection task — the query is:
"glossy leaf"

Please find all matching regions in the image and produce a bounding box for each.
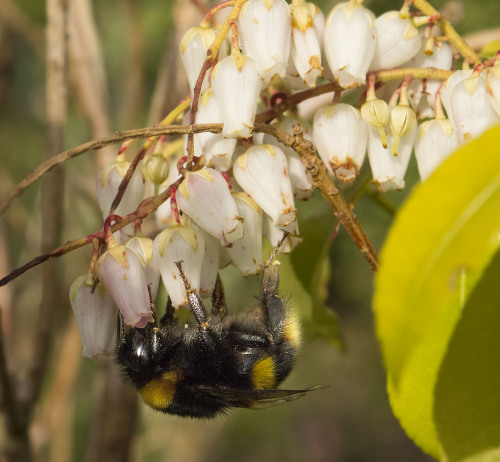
[373,124,500,457]
[434,250,500,462]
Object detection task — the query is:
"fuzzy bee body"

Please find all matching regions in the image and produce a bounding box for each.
[116,259,315,419]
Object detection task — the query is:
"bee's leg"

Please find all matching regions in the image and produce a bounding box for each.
[175,261,207,325]
[116,312,125,348]
[261,231,290,338]
[147,284,159,327]
[211,274,227,317]
[159,297,175,327]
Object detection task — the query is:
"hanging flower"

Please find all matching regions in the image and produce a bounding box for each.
[152,224,205,308]
[211,53,262,138]
[186,88,237,171]
[263,214,302,253]
[440,69,472,127]
[233,144,297,226]
[98,245,153,327]
[198,228,221,297]
[180,24,228,93]
[125,236,160,300]
[238,0,292,86]
[486,62,500,116]
[69,276,116,358]
[290,1,324,88]
[313,103,368,182]
[226,193,263,276]
[176,168,244,246]
[369,11,421,71]
[450,73,500,142]
[414,118,459,181]
[367,116,417,192]
[323,2,376,88]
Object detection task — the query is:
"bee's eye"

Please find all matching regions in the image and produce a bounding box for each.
[132,335,148,361]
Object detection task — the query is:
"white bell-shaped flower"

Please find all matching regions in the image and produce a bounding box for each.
[262,119,314,200]
[180,24,228,93]
[367,120,417,192]
[96,156,145,242]
[414,118,459,181]
[185,88,237,171]
[369,11,421,71]
[238,0,291,86]
[290,2,323,88]
[263,214,302,253]
[152,224,205,308]
[211,53,262,138]
[98,245,152,327]
[450,74,500,142]
[440,69,472,127]
[233,144,297,226]
[69,276,116,358]
[227,193,263,276]
[486,62,500,117]
[176,168,244,246]
[323,2,376,88]
[125,236,160,300]
[198,228,221,297]
[313,103,368,183]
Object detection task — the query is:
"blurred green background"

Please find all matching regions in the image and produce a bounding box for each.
[0,0,498,461]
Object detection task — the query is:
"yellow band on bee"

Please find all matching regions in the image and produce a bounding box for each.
[251,356,276,390]
[138,371,179,410]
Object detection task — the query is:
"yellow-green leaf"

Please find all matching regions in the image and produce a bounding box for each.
[373,124,500,457]
[434,249,500,462]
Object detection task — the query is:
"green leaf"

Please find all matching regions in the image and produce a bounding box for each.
[373,124,500,457]
[434,249,500,462]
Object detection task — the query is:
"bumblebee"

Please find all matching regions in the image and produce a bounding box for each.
[116,248,320,419]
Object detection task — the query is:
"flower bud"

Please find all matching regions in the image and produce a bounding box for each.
[69,276,116,358]
[211,54,262,138]
[152,224,205,308]
[176,168,244,246]
[227,193,263,276]
[233,144,297,226]
[180,24,228,93]
[290,2,323,88]
[97,246,153,327]
[313,103,368,182]
[125,236,160,300]
[369,11,421,71]
[388,104,417,155]
[238,0,291,86]
[450,74,500,142]
[414,118,459,181]
[361,98,390,148]
[145,153,170,185]
[323,2,376,88]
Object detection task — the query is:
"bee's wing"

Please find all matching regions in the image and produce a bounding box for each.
[199,385,328,409]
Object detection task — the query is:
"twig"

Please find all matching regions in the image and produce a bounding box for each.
[187,0,246,162]
[108,98,191,215]
[412,0,481,65]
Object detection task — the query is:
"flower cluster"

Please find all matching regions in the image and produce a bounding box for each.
[69,0,500,357]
